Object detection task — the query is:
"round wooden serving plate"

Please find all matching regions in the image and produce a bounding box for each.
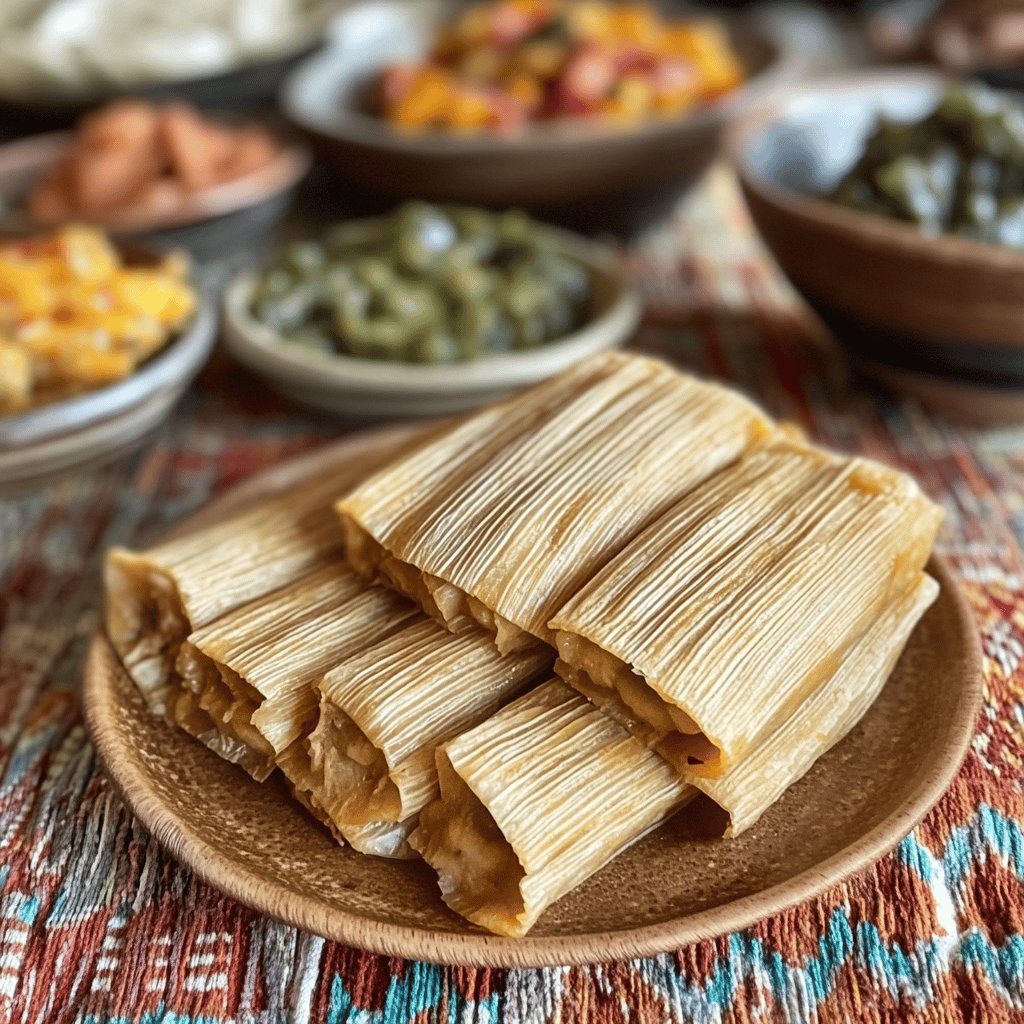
[82,426,984,968]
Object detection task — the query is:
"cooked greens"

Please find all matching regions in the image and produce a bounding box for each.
[830,83,1024,247]
[251,203,592,363]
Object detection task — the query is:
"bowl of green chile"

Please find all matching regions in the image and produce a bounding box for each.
[830,82,1024,246]
[223,203,640,417]
[731,69,1024,423]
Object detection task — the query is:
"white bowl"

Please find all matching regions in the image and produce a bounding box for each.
[0,277,217,493]
[222,223,641,418]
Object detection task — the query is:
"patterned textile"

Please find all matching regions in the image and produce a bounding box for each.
[2,167,1023,1024]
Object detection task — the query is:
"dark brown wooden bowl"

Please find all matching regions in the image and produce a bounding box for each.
[279,0,795,232]
[729,68,1024,424]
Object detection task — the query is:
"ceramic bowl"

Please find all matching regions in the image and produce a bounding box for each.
[279,0,791,228]
[0,259,217,493]
[0,129,311,263]
[730,67,1024,424]
[222,220,641,418]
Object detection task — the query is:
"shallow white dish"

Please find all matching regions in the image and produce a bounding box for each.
[0,278,217,493]
[222,223,641,418]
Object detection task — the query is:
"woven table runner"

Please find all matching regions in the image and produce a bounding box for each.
[1,167,1022,1023]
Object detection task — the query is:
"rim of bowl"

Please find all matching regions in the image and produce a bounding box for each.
[728,65,1024,271]
[280,4,796,157]
[223,223,641,394]
[0,268,218,449]
[0,129,311,236]
[0,35,322,109]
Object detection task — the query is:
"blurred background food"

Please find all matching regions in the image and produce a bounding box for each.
[6,0,1024,473]
[278,0,783,222]
[732,67,1024,425]
[378,0,745,135]
[251,203,593,363]
[830,82,1024,246]
[869,0,1024,76]
[0,0,343,100]
[27,101,282,226]
[224,203,637,418]
[0,226,196,414]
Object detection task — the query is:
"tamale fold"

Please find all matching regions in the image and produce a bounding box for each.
[105,435,413,713]
[177,564,418,769]
[550,439,943,775]
[691,572,939,835]
[276,742,417,857]
[336,352,773,654]
[309,619,552,850]
[409,679,694,937]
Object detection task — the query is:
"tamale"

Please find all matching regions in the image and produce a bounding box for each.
[692,572,939,835]
[165,663,275,780]
[165,681,270,779]
[105,435,413,713]
[550,439,943,776]
[336,352,773,655]
[409,679,694,937]
[177,564,418,767]
[308,619,552,850]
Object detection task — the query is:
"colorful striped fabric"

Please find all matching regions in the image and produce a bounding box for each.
[2,167,1023,1023]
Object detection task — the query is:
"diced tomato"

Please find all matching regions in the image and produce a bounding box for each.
[490,2,535,47]
[558,44,616,110]
[380,64,421,105]
[613,44,657,75]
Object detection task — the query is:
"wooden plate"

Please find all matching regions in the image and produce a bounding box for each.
[81,427,984,968]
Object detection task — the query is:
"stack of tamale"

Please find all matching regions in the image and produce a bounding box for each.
[105,351,941,937]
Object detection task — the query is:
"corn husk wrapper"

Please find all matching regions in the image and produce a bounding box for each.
[409,679,694,937]
[551,439,943,776]
[165,680,271,780]
[690,571,939,835]
[309,618,552,842]
[337,352,773,654]
[177,564,418,769]
[105,436,413,713]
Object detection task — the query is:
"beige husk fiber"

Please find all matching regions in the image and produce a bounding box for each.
[550,438,943,776]
[410,574,938,933]
[177,564,418,764]
[410,679,694,937]
[309,618,552,841]
[336,352,773,655]
[105,435,413,713]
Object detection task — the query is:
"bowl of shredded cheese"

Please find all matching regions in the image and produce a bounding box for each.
[0,225,217,490]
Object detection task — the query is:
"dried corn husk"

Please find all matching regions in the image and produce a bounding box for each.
[276,741,416,858]
[411,573,937,934]
[551,439,943,775]
[337,352,772,655]
[105,435,413,713]
[178,564,418,763]
[310,618,552,839]
[409,679,694,937]
[692,572,939,835]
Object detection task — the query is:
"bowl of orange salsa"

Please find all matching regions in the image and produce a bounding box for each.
[281,0,791,222]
